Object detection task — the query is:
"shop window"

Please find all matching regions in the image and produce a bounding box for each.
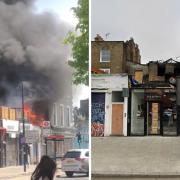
[112,91,124,102]
[158,64,165,76]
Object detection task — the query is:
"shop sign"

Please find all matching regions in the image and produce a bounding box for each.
[2,120,19,132]
[145,93,161,101]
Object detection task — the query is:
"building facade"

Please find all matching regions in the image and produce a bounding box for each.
[92,74,128,136]
[129,59,180,136]
[92,34,141,74]
[91,35,140,137]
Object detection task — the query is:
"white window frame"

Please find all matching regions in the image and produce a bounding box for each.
[53,103,58,126]
[66,106,71,127]
[100,68,111,74]
[59,104,64,127]
[100,49,111,62]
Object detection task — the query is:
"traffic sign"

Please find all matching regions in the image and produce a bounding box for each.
[42,121,50,128]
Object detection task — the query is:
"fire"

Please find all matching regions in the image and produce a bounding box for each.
[24,104,45,127]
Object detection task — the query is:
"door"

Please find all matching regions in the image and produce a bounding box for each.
[112,104,123,135]
[91,93,105,137]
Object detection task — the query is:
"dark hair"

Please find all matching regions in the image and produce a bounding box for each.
[31,155,57,180]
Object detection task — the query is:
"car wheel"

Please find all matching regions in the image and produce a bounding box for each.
[86,172,89,176]
[65,171,73,177]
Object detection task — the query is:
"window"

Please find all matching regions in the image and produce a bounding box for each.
[100,68,110,74]
[64,151,81,158]
[66,106,71,127]
[59,104,64,127]
[53,103,58,126]
[112,91,124,102]
[85,151,89,157]
[100,49,110,62]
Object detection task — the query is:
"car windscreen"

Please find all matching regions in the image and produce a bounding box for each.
[64,151,81,158]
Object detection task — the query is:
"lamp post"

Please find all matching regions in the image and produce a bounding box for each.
[21,82,26,172]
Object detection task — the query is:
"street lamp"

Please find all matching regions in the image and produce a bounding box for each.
[21,82,26,172]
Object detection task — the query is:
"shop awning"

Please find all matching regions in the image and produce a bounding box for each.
[45,135,64,141]
[0,127,6,135]
[0,127,6,131]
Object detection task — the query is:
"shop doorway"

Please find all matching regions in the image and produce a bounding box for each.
[111,104,123,135]
[146,102,161,135]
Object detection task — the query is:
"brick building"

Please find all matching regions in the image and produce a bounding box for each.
[91,34,141,74]
[91,35,138,136]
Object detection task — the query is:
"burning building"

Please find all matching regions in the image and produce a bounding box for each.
[0,0,74,166]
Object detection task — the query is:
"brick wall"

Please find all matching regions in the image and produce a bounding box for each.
[92,41,125,73]
[91,35,141,74]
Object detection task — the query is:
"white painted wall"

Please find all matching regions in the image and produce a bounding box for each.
[92,74,129,136]
[123,97,128,136]
[92,74,128,90]
[131,90,144,135]
[104,93,112,136]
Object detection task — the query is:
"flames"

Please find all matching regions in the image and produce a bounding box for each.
[24,104,45,127]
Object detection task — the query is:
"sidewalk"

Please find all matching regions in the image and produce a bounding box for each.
[0,162,63,180]
[92,137,180,179]
[0,165,35,180]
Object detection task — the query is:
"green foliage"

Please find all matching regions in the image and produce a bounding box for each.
[65,0,89,85]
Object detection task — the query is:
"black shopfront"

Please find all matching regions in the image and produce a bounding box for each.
[130,88,178,136]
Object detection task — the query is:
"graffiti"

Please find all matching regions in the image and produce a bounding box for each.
[91,102,105,123]
[91,121,104,137]
[91,93,105,137]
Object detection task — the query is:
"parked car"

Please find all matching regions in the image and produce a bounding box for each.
[61,149,89,177]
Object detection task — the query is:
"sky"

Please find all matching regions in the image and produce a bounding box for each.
[91,0,180,63]
[35,0,78,26]
[35,0,89,107]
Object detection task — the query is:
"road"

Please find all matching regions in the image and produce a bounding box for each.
[55,173,89,179]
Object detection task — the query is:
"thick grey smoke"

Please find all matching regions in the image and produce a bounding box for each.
[0,0,72,118]
[0,0,35,5]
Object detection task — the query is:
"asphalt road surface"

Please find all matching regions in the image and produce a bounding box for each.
[55,173,89,179]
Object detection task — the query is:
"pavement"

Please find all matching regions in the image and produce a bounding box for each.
[92,137,180,179]
[0,161,63,180]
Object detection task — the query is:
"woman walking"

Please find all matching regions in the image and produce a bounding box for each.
[31,155,57,180]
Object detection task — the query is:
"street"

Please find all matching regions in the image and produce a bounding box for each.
[5,172,89,180]
[56,173,89,179]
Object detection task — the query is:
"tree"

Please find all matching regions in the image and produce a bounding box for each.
[65,0,89,85]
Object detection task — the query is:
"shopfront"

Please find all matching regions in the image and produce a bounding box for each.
[130,88,177,136]
[2,119,19,165]
[92,74,129,136]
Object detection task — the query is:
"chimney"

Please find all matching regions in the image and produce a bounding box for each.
[94,34,104,41]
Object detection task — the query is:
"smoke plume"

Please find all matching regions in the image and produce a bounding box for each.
[0,0,72,119]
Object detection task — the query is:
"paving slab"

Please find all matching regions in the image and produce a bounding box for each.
[92,137,180,178]
[0,163,63,180]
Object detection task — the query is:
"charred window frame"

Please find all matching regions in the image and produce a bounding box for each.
[158,64,165,76]
[174,63,180,75]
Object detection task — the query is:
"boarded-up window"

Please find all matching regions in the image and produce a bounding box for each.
[135,70,143,83]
